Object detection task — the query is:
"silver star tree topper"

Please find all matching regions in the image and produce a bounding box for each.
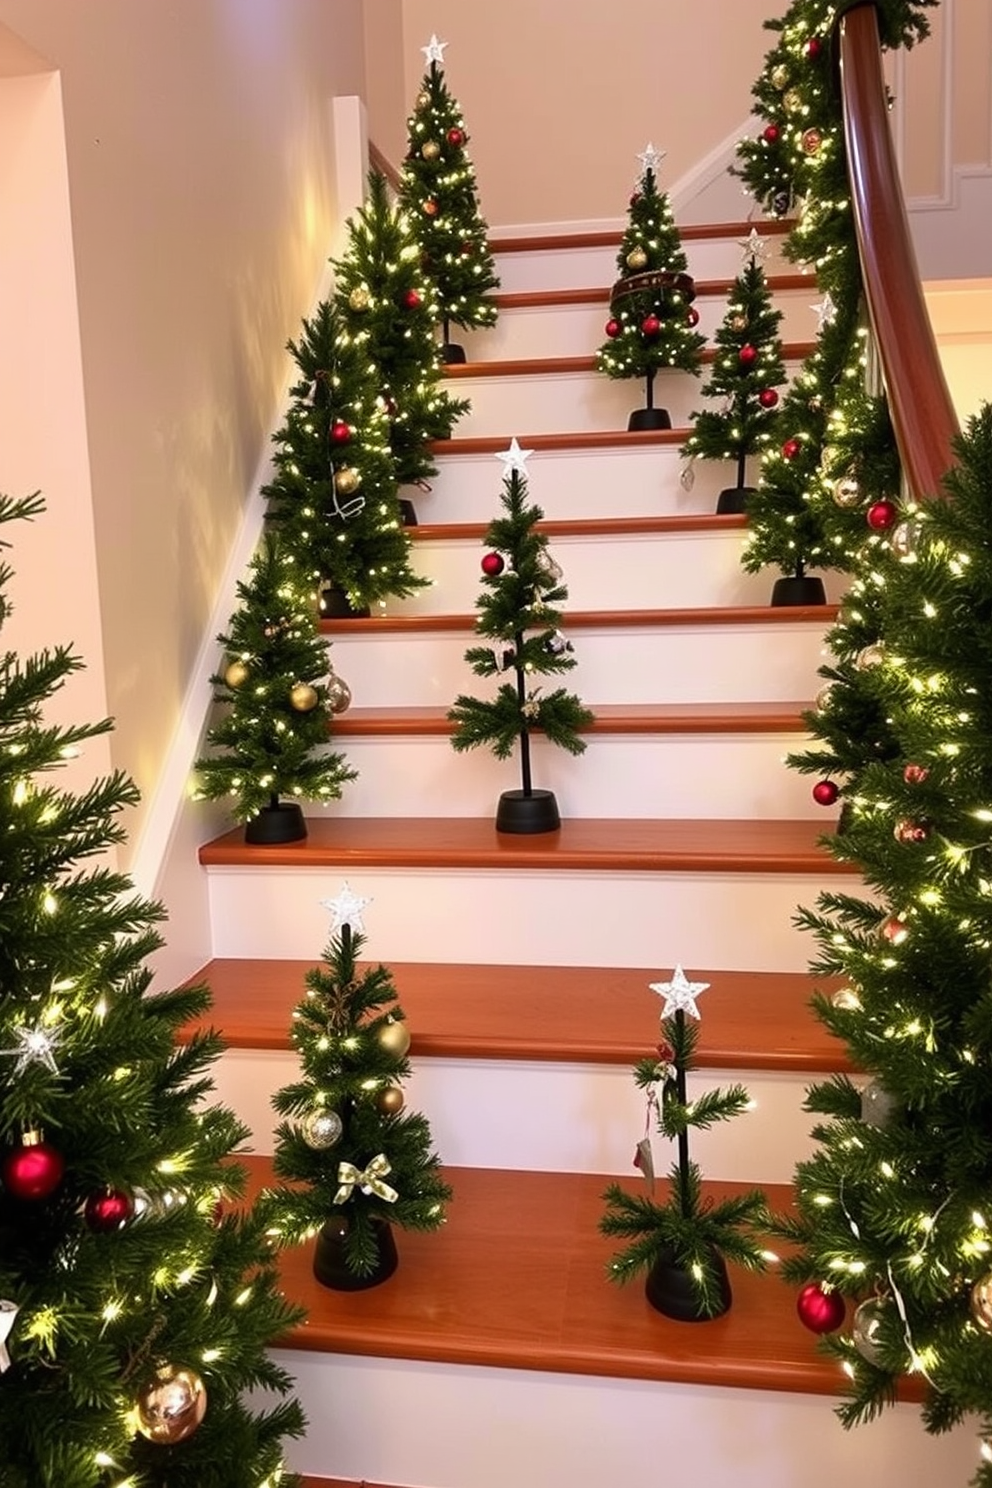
[321,882,372,935]
[496,437,533,476]
[649,966,710,1020]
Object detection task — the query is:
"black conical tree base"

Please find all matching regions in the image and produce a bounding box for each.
[244,801,306,845]
[399,499,418,527]
[320,585,371,620]
[442,341,466,365]
[645,1244,732,1322]
[770,574,827,607]
[312,1215,398,1291]
[715,485,757,515]
[495,788,561,835]
[628,406,672,432]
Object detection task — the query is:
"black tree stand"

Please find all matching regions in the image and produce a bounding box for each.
[319,585,371,620]
[770,558,826,608]
[495,632,561,834]
[441,315,466,366]
[313,1214,399,1291]
[627,369,672,433]
[715,449,757,515]
[644,1009,732,1322]
[245,794,306,845]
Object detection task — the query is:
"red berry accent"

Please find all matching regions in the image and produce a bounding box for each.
[481,552,505,577]
[404,289,422,309]
[758,388,779,409]
[641,315,661,337]
[903,763,929,785]
[604,318,621,338]
[763,124,781,143]
[782,437,801,460]
[629,192,641,207]
[866,499,898,532]
[812,780,839,807]
[329,420,352,445]
[738,343,758,366]
[447,127,464,146]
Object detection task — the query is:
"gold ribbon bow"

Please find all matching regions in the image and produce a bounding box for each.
[333,1154,398,1206]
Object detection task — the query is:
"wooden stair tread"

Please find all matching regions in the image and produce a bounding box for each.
[248,1159,897,1400]
[321,604,838,635]
[493,274,812,312]
[432,429,689,453]
[444,344,815,379]
[186,959,848,1072]
[198,816,852,874]
[331,701,812,737]
[410,513,747,540]
[489,220,793,254]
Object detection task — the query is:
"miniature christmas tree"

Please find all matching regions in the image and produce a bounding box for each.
[265,883,451,1289]
[193,531,355,843]
[399,33,500,364]
[263,298,427,616]
[332,169,469,504]
[681,231,788,514]
[601,967,768,1321]
[596,145,704,431]
[0,491,304,1483]
[448,441,593,834]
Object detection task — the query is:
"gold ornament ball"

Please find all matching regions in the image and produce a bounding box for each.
[417,90,430,107]
[970,1276,992,1331]
[378,1019,412,1058]
[890,519,920,561]
[290,682,319,713]
[349,287,370,312]
[301,1108,343,1150]
[832,476,862,509]
[326,675,352,715]
[334,467,361,496]
[377,1085,405,1115]
[771,64,790,89]
[814,681,834,710]
[831,986,861,1011]
[783,88,803,114]
[819,444,842,474]
[802,128,823,155]
[855,643,885,670]
[135,1364,207,1445]
[421,141,441,160]
[729,314,748,333]
[224,660,249,689]
[626,247,648,271]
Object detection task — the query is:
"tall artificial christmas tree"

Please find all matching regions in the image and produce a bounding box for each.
[265,883,451,1289]
[193,531,355,843]
[681,230,788,514]
[596,145,704,431]
[399,33,500,364]
[779,409,992,1485]
[600,967,768,1320]
[0,492,304,1484]
[332,169,469,506]
[448,440,593,834]
[262,299,427,617]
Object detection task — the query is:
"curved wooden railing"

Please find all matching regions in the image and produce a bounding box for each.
[369,139,403,194]
[838,3,960,500]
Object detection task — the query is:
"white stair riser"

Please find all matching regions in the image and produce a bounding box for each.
[205,868,849,971]
[327,624,830,707]
[459,288,817,361]
[275,1351,977,1488]
[213,1049,817,1184]
[491,234,793,294]
[402,530,845,614]
[324,735,824,820]
[422,448,733,523]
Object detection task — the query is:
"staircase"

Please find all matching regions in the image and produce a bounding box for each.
[188,224,978,1487]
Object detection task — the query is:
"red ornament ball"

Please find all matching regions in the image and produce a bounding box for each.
[605,318,621,338]
[806,36,823,59]
[894,819,929,845]
[738,343,758,367]
[882,915,910,945]
[903,762,929,786]
[446,127,464,146]
[641,314,661,338]
[866,499,898,532]
[629,191,642,207]
[423,198,438,217]
[797,1281,845,1334]
[2,1137,64,1202]
[782,437,802,460]
[686,307,700,327]
[481,551,505,577]
[404,289,422,309]
[812,780,839,807]
[329,420,352,446]
[763,124,781,144]
[85,1187,134,1232]
[758,388,780,409]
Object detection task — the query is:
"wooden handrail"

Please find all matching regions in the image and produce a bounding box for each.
[368,139,402,193]
[838,4,959,500]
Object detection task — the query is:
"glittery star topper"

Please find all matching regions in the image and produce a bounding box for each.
[421,34,448,65]
[637,142,667,177]
[649,966,710,1020]
[496,437,533,475]
[321,882,372,935]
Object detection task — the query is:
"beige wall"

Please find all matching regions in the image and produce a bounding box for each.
[897,0,992,199]
[0,0,366,861]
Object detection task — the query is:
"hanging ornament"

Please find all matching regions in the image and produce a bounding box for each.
[903,762,929,786]
[852,1296,891,1365]
[1,1133,64,1202]
[416,90,430,108]
[334,468,361,496]
[348,287,370,312]
[224,659,248,689]
[783,88,803,114]
[641,314,661,337]
[772,190,792,216]
[806,36,823,59]
[890,519,920,560]
[626,247,648,271]
[880,915,908,945]
[812,780,839,807]
[738,344,758,367]
[544,630,573,657]
[604,318,621,338]
[301,1109,343,1150]
[326,675,352,715]
[819,444,842,473]
[537,552,564,583]
[831,987,862,1011]
[832,476,862,509]
[815,681,834,710]
[796,1281,845,1334]
[854,643,885,669]
[729,314,748,333]
[861,1079,900,1127]
[84,1187,134,1232]
[763,124,781,144]
[447,127,464,146]
[329,420,352,446]
[866,499,898,532]
[970,1275,992,1331]
[686,307,700,327]
[0,1300,19,1372]
[782,437,802,460]
[758,388,779,409]
[894,818,929,845]
[481,551,505,577]
[801,128,823,155]
[376,1086,405,1116]
[770,64,790,89]
[404,289,423,311]
[377,1019,412,1058]
[423,198,439,217]
[421,141,440,161]
[135,1364,208,1444]
[289,682,319,713]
